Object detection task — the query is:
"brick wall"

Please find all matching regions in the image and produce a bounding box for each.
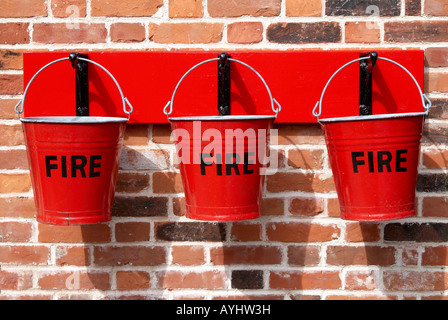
[0,0,448,300]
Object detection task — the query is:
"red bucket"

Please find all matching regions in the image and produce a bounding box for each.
[164,57,281,221]
[313,56,431,221]
[15,57,133,225]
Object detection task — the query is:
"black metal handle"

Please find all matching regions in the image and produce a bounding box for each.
[359,51,377,116]
[69,52,89,116]
[218,52,231,116]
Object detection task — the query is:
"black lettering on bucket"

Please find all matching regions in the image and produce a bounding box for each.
[45,155,102,178]
[200,152,255,176]
[351,150,408,173]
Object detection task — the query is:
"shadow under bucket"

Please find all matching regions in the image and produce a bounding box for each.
[313,56,431,221]
[15,56,133,225]
[164,56,281,221]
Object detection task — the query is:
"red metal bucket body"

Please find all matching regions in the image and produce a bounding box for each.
[22,117,126,225]
[170,116,273,221]
[321,113,424,221]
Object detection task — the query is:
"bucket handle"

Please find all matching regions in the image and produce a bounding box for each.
[312,56,432,120]
[163,57,282,118]
[14,56,134,119]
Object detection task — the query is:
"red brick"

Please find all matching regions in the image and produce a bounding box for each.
[287,245,320,266]
[344,270,378,290]
[0,125,24,146]
[270,271,341,289]
[327,198,341,217]
[406,0,422,15]
[157,270,226,289]
[0,173,31,193]
[116,172,150,193]
[171,245,205,265]
[0,198,35,218]
[383,271,448,291]
[0,50,23,70]
[208,0,281,17]
[289,197,324,217]
[260,198,284,216]
[266,172,335,193]
[0,150,29,170]
[326,246,396,266]
[152,124,173,144]
[0,270,32,290]
[169,0,203,18]
[286,0,321,16]
[266,222,340,242]
[326,294,397,300]
[425,0,448,16]
[38,271,110,290]
[0,0,47,18]
[210,246,282,265]
[230,222,262,241]
[150,23,223,44]
[227,22,263,44]
[344,222,381,242]
[0,23,29,44]
[116,271,150,290]
[426,72,448,93]
[51,0,87,18]
[94,246,166,266]
[423,148,448,168]
[422,246,448,265]
[33,23,107,44]
[288,148,324,169]
[423,197,448,217]
[385,21,448,42]
[110,23,146,43]
[115,222,150,242]
[91,0,163,16]
[345,21,380,43]
[403,247,419,266]
[426,48,448,67]
[0,245,50,265]
[38,224,111,243]
[0,222,33,242]
[0,74,23,95]
[55,246,90,266]
[152,172,184,193]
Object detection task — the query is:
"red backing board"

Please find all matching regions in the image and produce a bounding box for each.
[22,50,425,123]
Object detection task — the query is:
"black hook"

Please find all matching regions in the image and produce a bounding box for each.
[69,52,89,117]
[359,51,378,116]
[218,52,231,116]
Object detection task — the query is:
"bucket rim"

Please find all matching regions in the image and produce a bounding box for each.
[168,115,276,121]
[19,116,129,124]
[319,112,427,123]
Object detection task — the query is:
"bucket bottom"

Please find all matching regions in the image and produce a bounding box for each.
[186,204,260,221]
[36,209,111,225]
[340,204,415,221]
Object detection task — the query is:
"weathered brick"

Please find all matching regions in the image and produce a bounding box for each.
[157,270,226,289]
[423,148,448,168]
[0,270,32,290]
[406,0,422,15]
[55,246,90,266]
[345,222,381,242]
[0,23,29,44]
[426,48,448,67]
[155,222,226,241]
[94,246,166,266]
[38,224,111,243]
[110,23,146,43]
[287,149,324,169]
[425,0,448,16]
[171,245,205,265]
[0,198,35,218]
[384,223,448,242]
[112,196,168,217]
[0,245,50,265]
[0,150,29,170]
[91,0,163,16]
[33,23,107,44]
[417,174,448,192]
[326,246,396,266]
[287,245,320,266]
[169,0,203,18]
[289,197,324,217]
[266,172,335,193]
[422,246,448,265]
[426,72,448,93]
[150,23,223,44]
[51,0,87,18]
[227,22,263,44]
[0,0,47,18]
[115,172,150,193]
[423,123,448,145]
[208,0,281,17]
[270,271,341,289]
[383,271,448,291]
[0,75,23,95]
[266,222,340,242]
[385,21,448,42]
[210,246,282,265]
[344,270,378,290]
[267,22,341,44]
[423,197,448,217]
[0,50,22,70]
[38,271,110,290]
[326,0,400,16]
[427,98,448,119]
[286,0,321,16]
[119,148,170,170]
[231,270,263,289]
[0,222,33,242]
[0,173,31,193]
[152,172,183,193]
[345,21,380,43]
[116,271,150,290]
[115,222,150,242]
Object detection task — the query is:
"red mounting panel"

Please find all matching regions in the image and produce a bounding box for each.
[22,50,425,123]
